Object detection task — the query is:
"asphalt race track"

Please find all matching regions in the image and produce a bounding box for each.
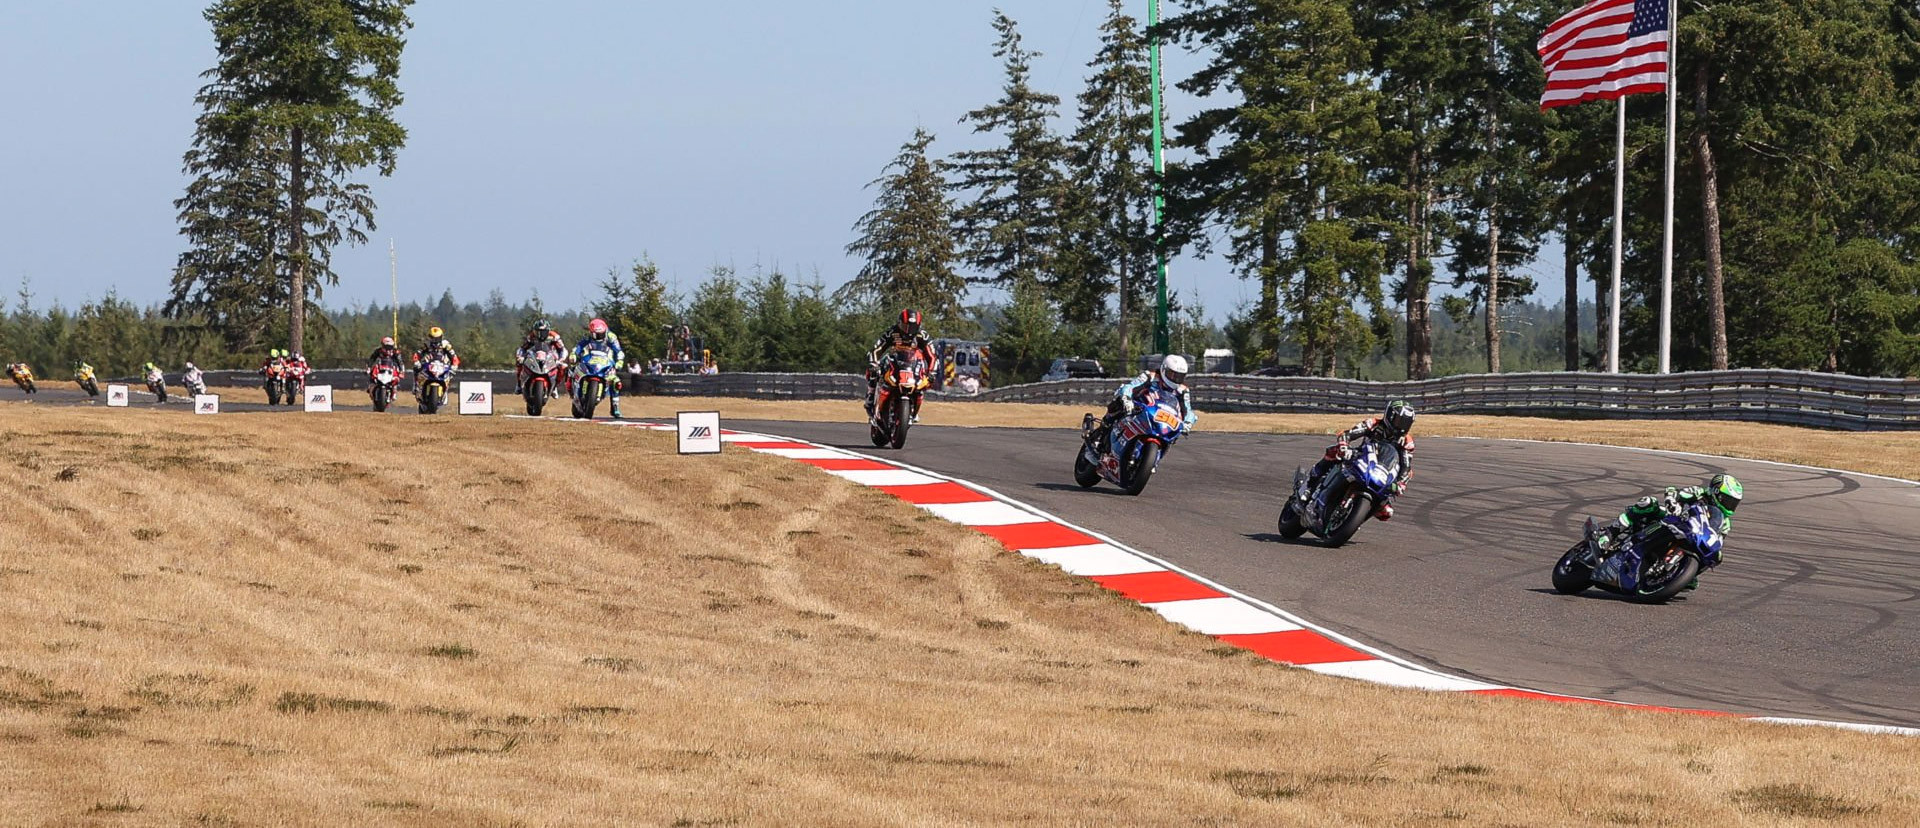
[10,383,1915,727]
[736,419,1920,728]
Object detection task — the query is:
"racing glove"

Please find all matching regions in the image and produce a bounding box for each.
[1324,444,1350,462]
[1119,396,1136,415]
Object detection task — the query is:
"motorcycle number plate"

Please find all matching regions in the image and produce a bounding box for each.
[1153,409,1183,429]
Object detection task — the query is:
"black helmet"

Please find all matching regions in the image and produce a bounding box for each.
[1382,400,1416,437]
[1706,474,1743,517]
[897,308,922,337]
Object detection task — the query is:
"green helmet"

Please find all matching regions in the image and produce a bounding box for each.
[1706,474,1743,517]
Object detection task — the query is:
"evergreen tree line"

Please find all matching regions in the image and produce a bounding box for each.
[843,1,1920,379]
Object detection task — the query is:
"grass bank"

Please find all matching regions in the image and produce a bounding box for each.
[1,405,1915,824]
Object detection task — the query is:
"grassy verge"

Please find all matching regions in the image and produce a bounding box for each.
[2,405,1914,824]
[620,396,1920,481]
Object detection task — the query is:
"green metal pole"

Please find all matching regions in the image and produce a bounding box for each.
[1149,0,1170,356]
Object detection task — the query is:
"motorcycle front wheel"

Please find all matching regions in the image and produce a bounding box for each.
[526,381,546,416]
[889,395,910,449]
[372,387,391,413]
[1627,551,1700,604]
[1122,442,1161,496]
[1324,490,1372,547]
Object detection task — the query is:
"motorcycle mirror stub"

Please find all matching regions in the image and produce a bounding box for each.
[194,394,220,415]
[304,385,334,413]
[678,410,722,455]
[106,384,130,407]
[457,381,494,416]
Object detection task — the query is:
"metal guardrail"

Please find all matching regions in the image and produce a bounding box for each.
[969,370,1920,431]
[195,368,1920,430]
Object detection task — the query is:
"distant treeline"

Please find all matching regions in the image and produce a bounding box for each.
[3,264,1591,383]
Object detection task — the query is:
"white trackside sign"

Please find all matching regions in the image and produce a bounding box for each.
[305,385,334,413]
[678,410,722,455]
[458,381,493,415]
[106,384,129,407]
[194,394,220,414]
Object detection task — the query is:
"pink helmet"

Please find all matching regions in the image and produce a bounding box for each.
[588,318,608,334]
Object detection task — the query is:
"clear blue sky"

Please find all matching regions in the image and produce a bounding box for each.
[0,1,1572,322]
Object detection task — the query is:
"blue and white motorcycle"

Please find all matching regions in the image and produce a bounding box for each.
[571,346,619,420]
[1552,504,1722,603]
[1074,389,1187,496]
[1277,439,1400,547]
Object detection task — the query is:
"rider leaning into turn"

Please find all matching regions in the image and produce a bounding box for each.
[6,361,34,393]
[1309,400,1417,521]
[865,309,938,421]
[1596,474,1743,591]
[572,318,625,418]
[1602,474,1743,548]
[1096,354,1198,442]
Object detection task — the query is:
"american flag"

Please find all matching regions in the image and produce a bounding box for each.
[1538,0,1670,110]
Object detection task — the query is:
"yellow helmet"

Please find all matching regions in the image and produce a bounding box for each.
[429,326,445,339]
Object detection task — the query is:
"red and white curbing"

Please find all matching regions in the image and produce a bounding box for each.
[596,418,1919,737]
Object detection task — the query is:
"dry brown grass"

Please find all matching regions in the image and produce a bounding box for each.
[1,404,1917,826]
[623,396,1920,480]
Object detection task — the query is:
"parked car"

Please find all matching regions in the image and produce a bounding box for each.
[1042,358,1109,382]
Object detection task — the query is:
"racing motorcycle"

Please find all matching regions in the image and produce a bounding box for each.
[367,361,402,412]
[181,368,206,398]
[144,366,169,404]
[7,364,35,395]
[262,359,287,405]
[417,355,454,415]
[520,346,566,417]
[280,361,307,407]
[74,364,99,397]
[1552,504,1723,604]
[571,346,618,419]
[868,347,928,449]
[1073,388,1186,496]
[1277,439,1400,547]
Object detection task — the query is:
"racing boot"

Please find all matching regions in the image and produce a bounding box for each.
[909,393,922,425]
[1373,500,1394,521]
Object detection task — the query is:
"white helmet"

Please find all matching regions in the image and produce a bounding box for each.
[1159,354,1188,385]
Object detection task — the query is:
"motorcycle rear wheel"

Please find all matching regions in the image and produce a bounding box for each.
[1277,501,1307,539]
[1551,543,1593,595]
[1072,446,1100,488]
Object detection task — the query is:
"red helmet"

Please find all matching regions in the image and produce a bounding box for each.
[897,309,922,337]
[380,336,394,347]
[589,318,609,336]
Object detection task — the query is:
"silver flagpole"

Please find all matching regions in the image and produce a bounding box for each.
[1656,0,1677,373]
[1610,98,1625,374]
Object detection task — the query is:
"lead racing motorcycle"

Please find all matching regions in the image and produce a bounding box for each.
[571,346,618,419]
[416,355,454,415]
[869,347,929,449]
[1073,388,1187,496]
[1277,439,1401,547]
[1551,503,1722,604]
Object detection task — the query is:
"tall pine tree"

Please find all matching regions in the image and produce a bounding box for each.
[168,0,412,355]
[948,12,1071,292]
[843,129,965,320]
